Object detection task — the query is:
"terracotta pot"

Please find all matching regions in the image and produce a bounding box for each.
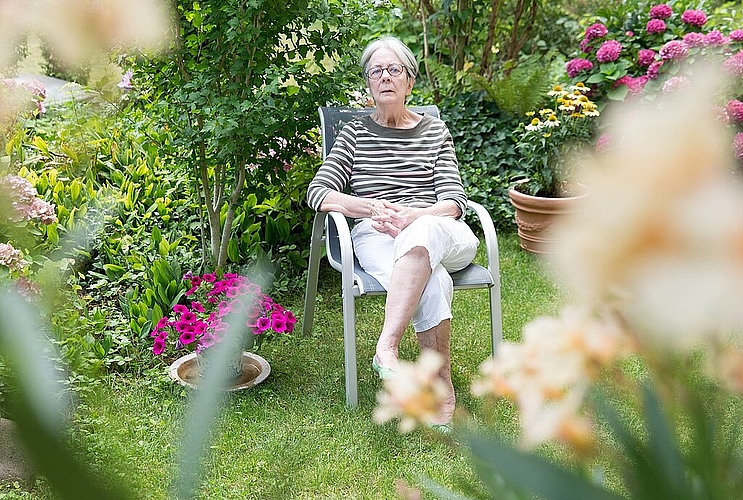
[508,186,588,254]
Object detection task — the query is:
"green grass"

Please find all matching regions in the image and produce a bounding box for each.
[2,231,563,500]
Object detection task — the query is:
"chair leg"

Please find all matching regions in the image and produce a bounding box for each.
[343,292,359,407]
[489,285,503,357]
[302,212,327,336]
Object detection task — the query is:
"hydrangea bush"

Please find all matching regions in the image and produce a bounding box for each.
[150,272,296,358]
[565,2,743,164]
[0,174,57,299]
[565,3,743,102]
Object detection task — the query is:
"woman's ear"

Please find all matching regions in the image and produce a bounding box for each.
[406,77,415,95]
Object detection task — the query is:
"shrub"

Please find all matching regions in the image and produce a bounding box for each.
[440,91,522,229]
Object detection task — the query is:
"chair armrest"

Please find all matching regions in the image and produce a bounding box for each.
[325,211,357,294]
[466,200,499,279]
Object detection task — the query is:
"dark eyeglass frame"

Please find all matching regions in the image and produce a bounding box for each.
[365,63,407,80]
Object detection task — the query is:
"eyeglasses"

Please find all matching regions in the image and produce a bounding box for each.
[365,63,407,80]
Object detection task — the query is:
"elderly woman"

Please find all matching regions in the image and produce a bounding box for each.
[306,36,478,429]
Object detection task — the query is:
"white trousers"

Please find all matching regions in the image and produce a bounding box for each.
[351,215,479,332]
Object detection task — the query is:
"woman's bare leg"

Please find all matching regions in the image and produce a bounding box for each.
[417,319,455,424]
[374,246,430,367]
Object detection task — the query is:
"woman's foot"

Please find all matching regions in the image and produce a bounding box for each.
[372,355,396,380]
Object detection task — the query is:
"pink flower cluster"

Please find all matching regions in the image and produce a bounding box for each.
[0,242,24,271]
[659,40,688,61]
[649,4,672,20]
[0,78,47,115]
[566,58,593,78]
[566,4,743,101]
[681,9,707,27]
[596,40,622,63]
[151,272,296,356]
[646,19,666,34]
[0,175,57,225]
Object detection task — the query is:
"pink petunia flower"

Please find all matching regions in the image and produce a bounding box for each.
[117,70,133,90]
[681,9,707,27]
[596,40,622,63]
[649,4,673,19]
[646,19,666,34]
[152,338,166,355]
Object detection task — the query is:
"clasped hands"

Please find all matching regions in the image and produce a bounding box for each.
[369,200,417,238]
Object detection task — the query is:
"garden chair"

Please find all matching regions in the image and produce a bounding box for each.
[303,105,503,407]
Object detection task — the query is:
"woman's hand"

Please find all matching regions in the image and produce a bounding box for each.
[371,201,419,238]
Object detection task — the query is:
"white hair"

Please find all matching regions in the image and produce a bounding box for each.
[360,36,418,80]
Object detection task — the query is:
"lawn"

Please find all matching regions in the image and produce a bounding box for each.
[1,231,563,500]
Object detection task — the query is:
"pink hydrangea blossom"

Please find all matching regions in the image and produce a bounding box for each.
[649,4,673,19]
[646,19,666,34]
[723,51,743,77]
[683,32,706,47]
[734,133,743,161]
[681,9,707,27]
[659,40,689,61]
[638,48,657,67]
[647,60,664,80]
[731,30,743,42]
[595,133,612,152]
[566,58,594,78]
[726,99,743,122]
[614,75,649,96]
[703,30,728,47]
[596,40,622,63]
[579,38,594,53]
[0,175,57,224]
[15,276,41,300]
[662,76,690,93]
[0,243,24,271]
[584,23,608,41]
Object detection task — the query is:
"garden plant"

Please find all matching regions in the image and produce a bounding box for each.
[1,0,743,499]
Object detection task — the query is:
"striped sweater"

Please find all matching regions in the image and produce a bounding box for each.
[306,113,468,217]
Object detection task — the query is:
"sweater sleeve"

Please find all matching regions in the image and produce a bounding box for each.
[432,123,468,218]
[306,122,357,211]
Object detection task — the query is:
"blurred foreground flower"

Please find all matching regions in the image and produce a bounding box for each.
[472,306,631,450]
[373,350,447,433]
[0,0,173,70]
[552,68,743,352]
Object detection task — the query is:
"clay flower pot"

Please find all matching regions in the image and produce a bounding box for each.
[508,186,588,254]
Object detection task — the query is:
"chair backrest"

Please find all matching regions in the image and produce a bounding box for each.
[318,105,440,159]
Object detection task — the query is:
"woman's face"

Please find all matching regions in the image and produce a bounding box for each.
[366,47,414,107]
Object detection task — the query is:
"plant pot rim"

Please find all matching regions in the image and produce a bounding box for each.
[168,351,270,391]
[508,182,589,201]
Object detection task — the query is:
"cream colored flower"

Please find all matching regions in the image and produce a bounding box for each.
[373,350,448,433]
[472,306,629,448]
[550,70,743,351]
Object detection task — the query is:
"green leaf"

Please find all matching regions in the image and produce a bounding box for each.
[462,432,623,500]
